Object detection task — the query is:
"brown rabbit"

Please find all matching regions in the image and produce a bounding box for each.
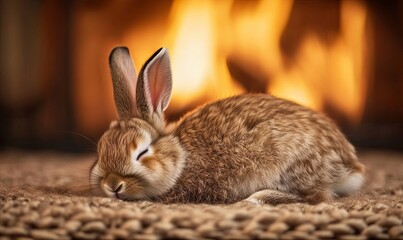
[90,47,365,204]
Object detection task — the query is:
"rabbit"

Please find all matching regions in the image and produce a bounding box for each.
[89,46,365,204]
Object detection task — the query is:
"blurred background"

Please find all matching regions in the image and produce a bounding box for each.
[0,0,402,152]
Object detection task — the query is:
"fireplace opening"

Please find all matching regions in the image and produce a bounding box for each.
[0,0,402,151]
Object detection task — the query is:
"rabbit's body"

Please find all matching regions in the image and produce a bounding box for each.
[161,94,364,203]
[91,47,365,204]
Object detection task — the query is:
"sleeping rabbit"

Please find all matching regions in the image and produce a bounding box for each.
[90,47,365,204]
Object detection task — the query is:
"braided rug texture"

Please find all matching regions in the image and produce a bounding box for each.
[0,151,402,239]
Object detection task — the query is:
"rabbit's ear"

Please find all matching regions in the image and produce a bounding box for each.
[109,47,138,119]
[137,48,172,122]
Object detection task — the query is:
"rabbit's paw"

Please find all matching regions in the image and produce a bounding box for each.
[243,189,302,205]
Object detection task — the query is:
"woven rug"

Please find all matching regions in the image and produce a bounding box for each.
[0,151,402,239]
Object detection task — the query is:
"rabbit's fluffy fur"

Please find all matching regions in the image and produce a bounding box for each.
[90,47,365,204]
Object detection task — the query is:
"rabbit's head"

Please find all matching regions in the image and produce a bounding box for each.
[90,47,185,200]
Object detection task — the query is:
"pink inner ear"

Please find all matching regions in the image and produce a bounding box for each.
[148,57,171,112]
[140,48,172,115]
[149,60,163,111]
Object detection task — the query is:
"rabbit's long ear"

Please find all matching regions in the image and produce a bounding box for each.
[109,47,138,119]
[136,48,172,126]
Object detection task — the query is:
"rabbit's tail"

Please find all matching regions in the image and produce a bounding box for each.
[333,162,365,197]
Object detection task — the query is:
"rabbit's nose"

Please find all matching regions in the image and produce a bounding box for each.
[104,181,125,194]
[103,173,126,195]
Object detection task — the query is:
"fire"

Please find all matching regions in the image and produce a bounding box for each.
[166,1,235,107]
[125,0,368,124]
[328,0,368,124]
[165,0,243,108]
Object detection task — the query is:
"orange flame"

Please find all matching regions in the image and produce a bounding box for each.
[124,0,368,124]
[166,0,243,108]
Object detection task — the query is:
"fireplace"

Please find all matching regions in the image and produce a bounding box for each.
[0,0,402,151]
